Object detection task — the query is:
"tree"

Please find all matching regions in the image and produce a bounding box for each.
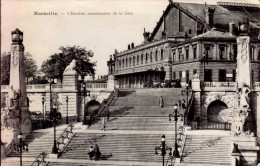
[1,52,11,85]
[1,52,38,85]
[24,52,38,84]
[41,46,96,81]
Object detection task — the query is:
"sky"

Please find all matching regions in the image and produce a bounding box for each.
[1,0,259,77]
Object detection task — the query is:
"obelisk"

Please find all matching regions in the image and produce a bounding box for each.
[9,29,31,136]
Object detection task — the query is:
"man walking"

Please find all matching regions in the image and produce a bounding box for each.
[159,96,164,108]
[101,117,106,131]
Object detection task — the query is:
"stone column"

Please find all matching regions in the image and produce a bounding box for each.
[62,60,79,122]
[9,29,31,136]
[236,36,251,88]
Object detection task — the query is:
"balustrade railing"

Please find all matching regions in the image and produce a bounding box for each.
[56,124,75,155]
[197,122,231,130]
[204,82,236,88]
[31,152,49,166]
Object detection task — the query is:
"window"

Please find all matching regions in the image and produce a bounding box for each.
[126,58,128,67]
[186,47,189,60]
[119,60,121,69]
[137,55,139,65]
[219,69,226,82]
[161,49,164,60]
[193,69,197,75]
[179,48,184,61]
[233,70,236,82]
[129,57,132,67]
[186,70,189,83]
[258,69,260,82]
[172,50,176,62]
[179,71,182,80]
[219,45,226,60]
[122,59,125,68]
[155,50,158,61]
[141,54,143,64]
[193,46,197,59]
[233,45,237,60]
[173,72,176,80]
[204,44,212,60]
[146,53,148,63]
[150,52,153,62]
[250,46,255,60]
[251,70,254,83]
[204,69,212,82]
[133,56,135,66]
[257,49,260,61]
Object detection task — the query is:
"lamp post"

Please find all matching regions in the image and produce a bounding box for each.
[181,84,191,124]
[155,134,172,166]
[66,96,69,124]
[42,97,45,128]
[50,104,61,154]
[14,133,28,166]
[169,104,181,158]
[81,80,91,125]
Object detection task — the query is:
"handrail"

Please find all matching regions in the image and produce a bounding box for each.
[95,90,115,118]
[31,152,49,166]
[56,124,75,155]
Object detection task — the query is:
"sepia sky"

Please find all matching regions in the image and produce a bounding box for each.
[1,0,259,76]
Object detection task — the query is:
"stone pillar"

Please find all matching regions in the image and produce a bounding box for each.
[107,75,116,91]
[236,36,251,88]
[192,74,202,121]
[62,60,79,122]
[9,29,31,136]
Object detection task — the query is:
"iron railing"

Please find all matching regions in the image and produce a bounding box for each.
[56,124,75,155]
[31,152,49,166]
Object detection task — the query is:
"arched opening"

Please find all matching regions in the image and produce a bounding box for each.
[83,100,100,125]
[207,100,229,123]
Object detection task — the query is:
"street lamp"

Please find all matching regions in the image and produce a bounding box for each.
[82,82,91,125]
[49,104,61,154]
[14,133,28,166]
[169,104,181,158]
[66,96,69,124]
[155,134,172,166]
[42,97,45,128]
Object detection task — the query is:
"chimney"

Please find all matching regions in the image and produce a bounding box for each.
[229,22,235,36]
[204,7,215,30]
[131,42,134,49]
[128,44,130,50]
[143,28,150,44]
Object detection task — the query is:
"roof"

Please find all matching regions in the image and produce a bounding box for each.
[177,2,260,25]
[150,2,260,40]
[193,28,236,39]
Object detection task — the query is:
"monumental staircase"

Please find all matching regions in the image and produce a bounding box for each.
[2,88,232,166]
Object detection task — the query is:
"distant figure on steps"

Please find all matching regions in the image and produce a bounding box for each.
[159,96,164,108]
[106,110,110,122]
[101,117,106,131]
[94,144,101,160]
[88,146,94,160]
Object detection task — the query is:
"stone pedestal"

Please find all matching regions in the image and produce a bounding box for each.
[231,137,259,166]
[107,75,115,91]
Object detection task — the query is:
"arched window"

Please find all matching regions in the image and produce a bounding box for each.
[137,55,139,65]
[155,50,158,61]
[133,56,136,66]
[141,54,143,64]
[161,49,164,60]
[150,52,153,62]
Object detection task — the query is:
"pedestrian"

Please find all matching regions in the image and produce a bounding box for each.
[106,110,110,122]
[88,146,94,160]
[181,99,186,109]
[101,117,106,131]
[94,144,101,160]
[159,96,164,108]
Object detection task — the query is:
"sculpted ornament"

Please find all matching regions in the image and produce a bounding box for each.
[232,84,254,136]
